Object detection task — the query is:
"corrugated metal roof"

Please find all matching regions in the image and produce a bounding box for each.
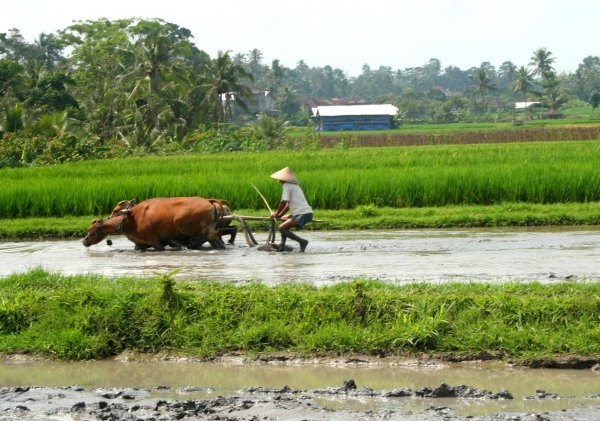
[315,104,398,117]
[515,101,540,109]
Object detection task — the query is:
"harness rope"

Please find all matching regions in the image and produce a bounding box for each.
[104,202,134,245]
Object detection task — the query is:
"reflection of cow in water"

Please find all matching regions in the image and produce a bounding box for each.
[83,197,238,251]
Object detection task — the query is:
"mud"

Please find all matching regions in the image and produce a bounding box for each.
[2,226,600,284]
[3,354,600,420]
[3,227,600,419]
[2,381,600,421]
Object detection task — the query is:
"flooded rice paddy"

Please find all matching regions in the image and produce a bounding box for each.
[1,226,599,283]
[2,226,600,417]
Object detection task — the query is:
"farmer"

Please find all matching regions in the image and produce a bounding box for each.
[270,166,313,252]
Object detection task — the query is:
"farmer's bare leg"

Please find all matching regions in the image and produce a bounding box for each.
[278,218,308,252]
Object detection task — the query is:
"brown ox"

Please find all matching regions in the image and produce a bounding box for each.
[108,197,237,246]
[83,197,231,251]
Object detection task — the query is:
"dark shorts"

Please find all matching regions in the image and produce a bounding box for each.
[291,213,313,229]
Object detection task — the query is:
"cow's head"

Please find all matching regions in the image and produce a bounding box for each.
[82,218,114,247]
[109,199,137,218]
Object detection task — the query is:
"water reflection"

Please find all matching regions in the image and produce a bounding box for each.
[1,360,600,416]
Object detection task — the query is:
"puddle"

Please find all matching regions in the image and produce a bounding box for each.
[1,359,600,416]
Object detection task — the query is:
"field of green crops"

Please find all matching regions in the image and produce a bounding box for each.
[2,140,600,218]
[289,116,600,137]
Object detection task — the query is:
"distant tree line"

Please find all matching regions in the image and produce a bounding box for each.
[1,18,600,166]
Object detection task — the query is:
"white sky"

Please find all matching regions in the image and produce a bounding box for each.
[2,0,598,77]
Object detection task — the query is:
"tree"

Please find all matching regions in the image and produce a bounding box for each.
[245,114,290,145]
[513,66,536,99]
[499,61,517,88]
[233,53,246,65]
[58,18,136,142]
[277,85,300,119]
[0,59,26,101]
[513,66,536,119]
[118,19,196,145]
[529,47,555,81]
[203,50,254,124]
[532,73,569,112]
[425,58,441,87]
[570,56,600,101]
[468,67,498,111]
[24,71,80,114]
[1,103,24,132]
[265,59,287,99]
[590,90,600,115]
[247,48,263,82]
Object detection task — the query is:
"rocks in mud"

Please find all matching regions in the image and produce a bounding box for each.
[74,396,257,421]
[244,380,512,400]
[584,393,600,399]
[415,383,514,399]
[244,385,302,394]
[523,390,565,400]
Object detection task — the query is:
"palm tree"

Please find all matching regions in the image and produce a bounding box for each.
[541,88,569,112]
[247,48,263,81]
[529,48,556,81]
[513,66,536,119]
[233,53,246,65]
[1,103,24,132]
[30,109,82,137]
[513,66,536,99]
[245,114,290,145]
[203,50,254,124]
[499,61,517,87]
[277,85,300,119]
[0,59,27,100]
[468,67,498,111]
[118,25,192,145]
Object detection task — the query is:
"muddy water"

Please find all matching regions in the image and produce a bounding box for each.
[1,360,600,416]
[2,227,600,417]
[1,226,599,283]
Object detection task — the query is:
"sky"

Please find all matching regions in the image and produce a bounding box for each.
[2,0,599,77]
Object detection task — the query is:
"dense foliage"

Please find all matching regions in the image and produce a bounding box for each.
[1,269,599,360]
[2,20,600,167]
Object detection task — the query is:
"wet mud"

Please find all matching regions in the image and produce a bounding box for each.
[2,380,600,421]
[2,355,600,420]
[1,226,600,284]
[3,227,600,419]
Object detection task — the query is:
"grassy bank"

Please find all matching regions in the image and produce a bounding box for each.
[1,269,599,361]
[3,141,600,218]
[1,202,600,240]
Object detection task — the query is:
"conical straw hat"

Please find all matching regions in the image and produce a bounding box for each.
[270,167,300,184]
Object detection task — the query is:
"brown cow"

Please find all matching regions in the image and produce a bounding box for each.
[108,198,237,246]
[83,197,230,251]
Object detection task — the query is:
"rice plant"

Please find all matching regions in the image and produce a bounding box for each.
[1,140,600,217]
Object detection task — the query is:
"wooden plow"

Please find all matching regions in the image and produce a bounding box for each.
[221,215,321,252]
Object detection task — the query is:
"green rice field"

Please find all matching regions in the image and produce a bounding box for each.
[2,140,600,218]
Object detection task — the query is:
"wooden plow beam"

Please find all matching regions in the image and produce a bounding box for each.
[221,215,322,222]
[223,214,321,251]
